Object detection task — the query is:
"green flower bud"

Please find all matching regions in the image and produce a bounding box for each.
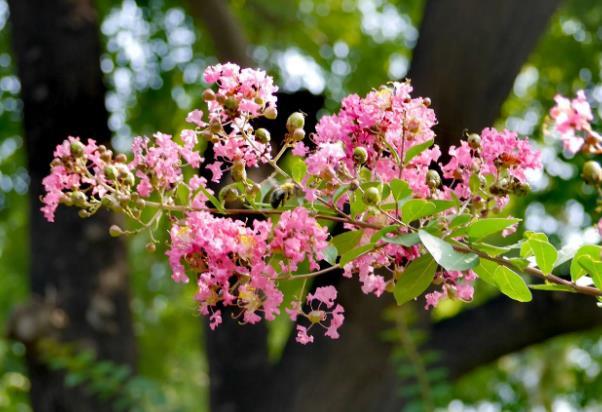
[71,191,87,207]
[224,97,239,112]
[363,187,381,205]
[255,128,271,144]
[70,140,85,157]
[467,133,481,149]
[104,165,117,180]
[291,128,306,142]
[582,161,602,185]
[219,186,240,202]
[124,172,135,187]
[353,146,368,164]
[231,160,247,182]
[109,225,123,238]
[286,112,305,133]
[264,106,278,120]
[426,170,441,189]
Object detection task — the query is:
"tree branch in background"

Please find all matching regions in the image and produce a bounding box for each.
[185,0,253,67]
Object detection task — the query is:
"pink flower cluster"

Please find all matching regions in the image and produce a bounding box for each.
[549,90,598,156]
[287,286,345,344]
[41,137,131,222]
[271,207,329,272]
[166,206,336,339]
[199,63,278,168]
[296,82,440,198]
[442,128,541,204]
[130,131,202,197]
[424,270,477,309]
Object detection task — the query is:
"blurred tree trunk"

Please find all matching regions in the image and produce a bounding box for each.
[8,1,136,411]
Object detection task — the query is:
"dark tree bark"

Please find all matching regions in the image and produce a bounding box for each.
[8,1,136,411]
[408,0,563,155]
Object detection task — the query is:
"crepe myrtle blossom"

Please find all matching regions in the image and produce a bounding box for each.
[41,63,602,346]
[288,286,345,344]
[549,90,597,156]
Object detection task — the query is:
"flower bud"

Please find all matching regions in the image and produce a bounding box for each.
[363,187,381,205]
[209,120,222,134]
[203,89,215,101]
[104,165,117,180]
[219,186,240,202]
[353,146,368,164]
[423,97,431,107]
[286,112,305,133]
[467,133,481,149]
[224,97,239,112]
[71,191,87,207]
[100,150,113,163]
[255,128,271,144]
[426,170,441,189]
[124,172,136,187]
[115,153,128,163]
[145,242,157,253]
[78,210,91,218]
[231,160,247,182]
[70,140,85,158]
[109,225,123,237]
[264,106,278,120]
[291,128,306,142]
[582,160,602,185]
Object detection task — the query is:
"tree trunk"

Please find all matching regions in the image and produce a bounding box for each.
[8,1,136,411]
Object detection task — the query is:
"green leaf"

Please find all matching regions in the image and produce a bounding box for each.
[332,184,350,204]
[431,199,457,214]
[370,225,399,243]
[323,244,338,265]
[495,266,532,302]
[393,254,437,305]
[339,243,375,266]
[331,230,364,253]
[402,199,436,224]
[382,232,420,247]
[467,218,519,240]
[528,239,557,274]
[197,184,224,211]
[390,179,411,201]
[474,261,532,302]
[577,255,602,289]
[290,157,307,183]
[570,245,602,281]
[472,242,511,257]
[404,139,433,164]
[350,190,366,217]
[529,283,576,293]
[418,230,479,271]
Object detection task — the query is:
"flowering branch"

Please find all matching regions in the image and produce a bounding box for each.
[38,63,602,345]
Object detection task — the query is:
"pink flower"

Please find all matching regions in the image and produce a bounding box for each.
[293,285,345,344]
[186,109,205,127]
[271,207,329,272]
[597,218,602,236]
[549,91,595,156]
[296,325,314,345]
[206,161,224,183]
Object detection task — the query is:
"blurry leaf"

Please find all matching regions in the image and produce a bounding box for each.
[383,232,420,247]
[290,157,307,183]
[331,230,363,252]
[570,245,602,281]
[403,139,433,164]
[394,254,437,305]
[577,255,602,289]
[390,179,412,201]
